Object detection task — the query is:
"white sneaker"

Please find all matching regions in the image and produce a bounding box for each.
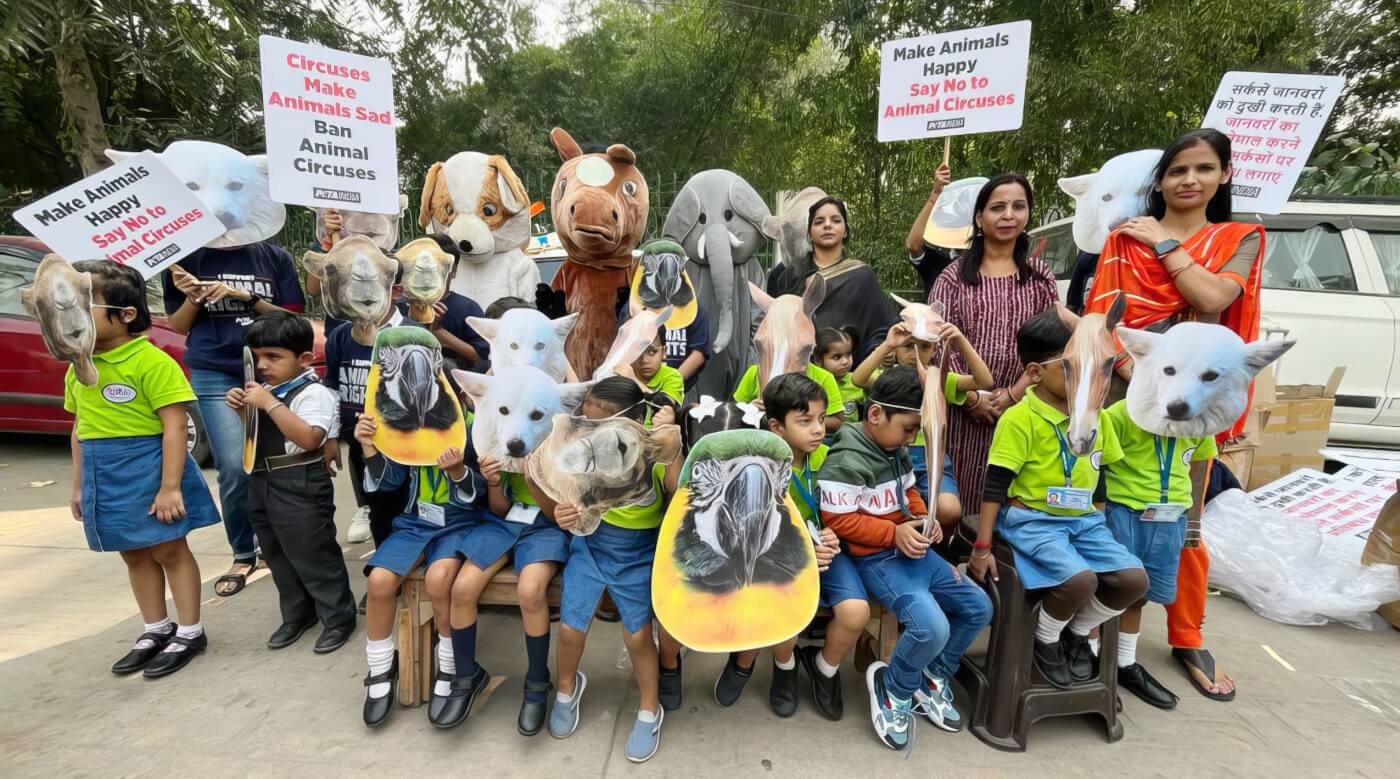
[347,506,372,544]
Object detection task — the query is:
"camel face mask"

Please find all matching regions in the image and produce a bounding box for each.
[21,254,97,386]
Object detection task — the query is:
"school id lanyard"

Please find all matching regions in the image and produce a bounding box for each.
[270,372,315,399]
[790,461,820,519]
[1049,423,1078,488]
[1153,436,1177,504]
[418,467,450,506]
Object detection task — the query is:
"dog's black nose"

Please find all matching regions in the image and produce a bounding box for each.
[506,438,526,457]
[1166,400,1192,420]
[457,239,473,254]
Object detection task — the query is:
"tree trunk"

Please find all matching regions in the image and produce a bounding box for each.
[53,0,110,175]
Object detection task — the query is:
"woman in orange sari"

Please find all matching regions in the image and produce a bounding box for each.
[1085,128,1262,703]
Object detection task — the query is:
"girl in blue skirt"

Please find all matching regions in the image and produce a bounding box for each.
[65,261,221,679]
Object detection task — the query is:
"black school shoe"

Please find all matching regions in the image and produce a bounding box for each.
[432,664,490,730]
[314,623,355,654]
[714,653,753,707]
[769,659,799,718]
[1063,634,1095,683]
[1033,638,1074,689]
[797,645,843,721]
[143,631,208,679]
[267,618,317,650]
[1118,663,1179,709]
[111,627,176,675]
[518,678,554,736]
[659,655,684,712]
[428,670,455,723]
[363,652,399,728]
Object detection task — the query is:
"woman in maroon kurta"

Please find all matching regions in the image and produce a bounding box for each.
[931,174,1057,506]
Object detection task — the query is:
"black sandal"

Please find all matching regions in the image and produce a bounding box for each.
[215,559,258,597]
[1172,648,1236,702]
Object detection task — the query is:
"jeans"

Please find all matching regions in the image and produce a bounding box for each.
[189,368,256,560]
[854,548,993,699]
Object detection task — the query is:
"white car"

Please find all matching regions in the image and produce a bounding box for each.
[1030,198,1400,447]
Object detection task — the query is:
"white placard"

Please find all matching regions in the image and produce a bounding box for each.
[14,153,227,278]
[258,35,399,214]
[1201,71,1344,215]
[1249,467,1392,556]
[877,20,1032,143]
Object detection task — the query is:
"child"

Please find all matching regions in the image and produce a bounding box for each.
[354,413,487,728]
[631,327,685,405]
[67,261,220,679]
[819,367,992,750]
[530,377,681,763]
[969,309,1148,690]
[409,235,492,377]
[225,312,356,653]
[852,321,994,522]
[706,373,866,720]
[814,327,862,424]
[1102,399,1216,709]
[732,360,844,433]
[440,446,571,735]
[483,296,532,319]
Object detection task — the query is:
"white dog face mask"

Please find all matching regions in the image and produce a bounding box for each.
[106,140,285,248]
[1118,322,1295,438]
[1058,149,1162,255]
[453,366,594,472]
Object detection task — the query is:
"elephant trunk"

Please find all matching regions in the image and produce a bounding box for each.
[703,222,735,354]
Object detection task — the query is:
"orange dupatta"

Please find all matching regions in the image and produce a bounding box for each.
[1085,221,1266,438]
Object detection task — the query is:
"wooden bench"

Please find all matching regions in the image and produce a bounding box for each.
[395,568,897,707]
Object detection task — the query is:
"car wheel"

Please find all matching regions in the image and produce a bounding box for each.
[186,408,213,467]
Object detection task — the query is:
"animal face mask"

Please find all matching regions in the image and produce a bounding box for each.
[749,274,826,387]
[630,239,697,329]
[466,308,579,383]
[1118,322,1295,438]
[1059,149,1162,255]
[105,141,284,248]
[550,128,649,270]
[760,187,827,269]
[313,198,407,251]
[889,295,947,344]
[365,327,466,465]
[594,306,672,380]
[525,414,682,536]
[453,366,593,472]
[20,255,97,386]
[420,152,531,262]
[303,236,397,345]
[923,176,988,250]
[394,238,454,323]
[1060,297,1126,456]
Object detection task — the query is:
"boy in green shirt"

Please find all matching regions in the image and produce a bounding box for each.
[631,328,685,405]
[969,308,1147,689]
[733,361,844,434]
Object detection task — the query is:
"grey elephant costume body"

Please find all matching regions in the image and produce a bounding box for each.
[663,170,772,401]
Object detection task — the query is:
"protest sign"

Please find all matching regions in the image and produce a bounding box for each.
[15,153,226,278]
[877,20,1032,142]
[1202,71,1344,214]
[259,35,399,214]
[1250,467,1392,556]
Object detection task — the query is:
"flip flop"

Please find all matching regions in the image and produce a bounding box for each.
[1172,648,1236,702]
[215,560,257,597]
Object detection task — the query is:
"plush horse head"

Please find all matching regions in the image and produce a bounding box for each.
[1060,295,1126,456]
[550,128,649,270]
[303,236,397,346]
[21,255,97,386]
[394,237,454,323]
[594,306,672,381]
[889,295,947,344]
[748,274,826,388]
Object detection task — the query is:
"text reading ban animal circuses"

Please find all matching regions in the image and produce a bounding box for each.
[266,53,391,182]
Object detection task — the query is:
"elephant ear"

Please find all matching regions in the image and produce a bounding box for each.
[760,214,783,241]
[662,186,702,246]
[728,176,771,231]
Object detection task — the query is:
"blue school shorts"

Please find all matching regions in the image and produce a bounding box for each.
[819,550,867,608]
[365,509,474,577]
[560,521,658,634]
[1104,501,1185,604]
[908,447,958,501]
[995,504,1144,591]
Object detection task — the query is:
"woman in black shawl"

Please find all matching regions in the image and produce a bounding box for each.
[765,197,896,363]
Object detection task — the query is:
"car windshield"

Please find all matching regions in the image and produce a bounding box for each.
[0,250,37,317]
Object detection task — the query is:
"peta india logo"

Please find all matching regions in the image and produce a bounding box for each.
[102,383,137,403]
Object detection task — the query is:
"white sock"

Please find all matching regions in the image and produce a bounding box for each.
[161,622,203,653]
[1035,610,1071,644]
[1088,636,1101,656]
[366,637,395,698]
[557,683,580,704]
[815,650,840,678]
[1118,631,1139,668]
[134,619,173,650]
[637,707,659,723]
[1068,597,1123,637]
[774,654,796,671]
[435,640,455,696]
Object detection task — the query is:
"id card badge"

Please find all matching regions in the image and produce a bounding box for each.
[1141,503,1187,523]
[1046,486,1093,511]
[505,502,540,526]
[806,520,823,546]
[419,501,446,528]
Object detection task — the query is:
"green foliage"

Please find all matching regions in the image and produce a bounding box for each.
[1298,132,1400,196]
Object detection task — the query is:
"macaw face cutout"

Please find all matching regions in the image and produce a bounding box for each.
[629,240,697,329]
[20,254,97,386]
[923,176,988,250]
[364,327,467,466]
[303,235,397,346]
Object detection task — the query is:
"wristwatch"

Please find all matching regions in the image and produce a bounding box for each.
[1154,238,1182,258]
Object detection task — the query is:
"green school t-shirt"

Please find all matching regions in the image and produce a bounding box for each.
[986,386,1123,516]
[603,462,668,530]
[734,363,843,418]
[500,473,541,508]
[1102,401,1218,510]
[63,337,195,440]
[646,365,685,403]
[833,373,864,422]
[789,444,828,526]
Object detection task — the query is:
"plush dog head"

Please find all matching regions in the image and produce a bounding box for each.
[453,366,593,471]
[312,196,408,252]
[1059,149,1162,255]
[394,237,454,321]
[889,295,947,344]
[749,274,826,388]
[1118,322,1295,438]
[466,307,579,382]
[525,414,682,535]
[21,254,97,386]
[594,306,672,380]
[419,152,531,264]
[549,128,649,270]
[303,236,397,345]
[106,141,284,249]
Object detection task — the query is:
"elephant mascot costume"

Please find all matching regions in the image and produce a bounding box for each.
[663,170,772,401]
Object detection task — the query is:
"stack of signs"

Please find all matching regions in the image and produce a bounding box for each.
[1249,466,1397,558]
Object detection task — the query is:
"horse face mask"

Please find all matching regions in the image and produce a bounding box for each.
[303,236,397,346]
[21,255,97,386]
[749,274,826,388]
[1060,297,1126,456]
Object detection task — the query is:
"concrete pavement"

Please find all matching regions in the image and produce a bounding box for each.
[1,432,1397,777]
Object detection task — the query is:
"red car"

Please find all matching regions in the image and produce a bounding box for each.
[0,237,325,465]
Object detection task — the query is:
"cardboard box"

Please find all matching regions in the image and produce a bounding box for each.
[1362,485,1400,629]
[1246,366,1345,491]
[1217,407,1268,487]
